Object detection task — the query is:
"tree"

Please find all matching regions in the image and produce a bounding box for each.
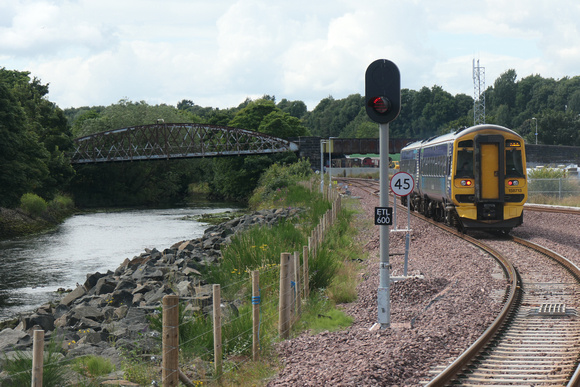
[277,99,307,119]
[0,82,50,207]
[258,110,310,138]
[0,68,74,203]
[229,99,277,131]
[76,99,197,136]
[228,98,310,138]
[492,69,517,110]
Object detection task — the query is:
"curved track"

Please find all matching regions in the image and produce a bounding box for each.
[338,177,580,386]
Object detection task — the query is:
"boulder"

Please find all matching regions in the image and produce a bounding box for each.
[0,328,28,351]
[92,277,117,295]
[61,285,87,306]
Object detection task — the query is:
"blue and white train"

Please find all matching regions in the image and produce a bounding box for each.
[399,124,527,232]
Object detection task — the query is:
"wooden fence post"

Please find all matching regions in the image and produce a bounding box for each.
[32,330,44,387]
[162,295,179,387]
[288,252,296,320]
[252,270,260,361]
[294,251,301,317]
[303,245,309,299]
[278,252,291,339]
[213,284,222,379]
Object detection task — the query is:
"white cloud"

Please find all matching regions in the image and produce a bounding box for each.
[2,0,580,111]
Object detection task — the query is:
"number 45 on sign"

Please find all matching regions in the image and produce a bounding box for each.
[390,172,414,197]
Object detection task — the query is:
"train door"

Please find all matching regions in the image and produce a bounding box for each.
[474,134,505,219]
[480,143,499,199]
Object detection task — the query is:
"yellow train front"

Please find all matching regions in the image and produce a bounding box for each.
[400,124,527,232]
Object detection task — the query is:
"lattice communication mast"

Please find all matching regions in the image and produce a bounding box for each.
[473,59,486,125]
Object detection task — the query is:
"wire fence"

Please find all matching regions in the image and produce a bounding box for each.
[10,178,342,387]
[528,178,580,200]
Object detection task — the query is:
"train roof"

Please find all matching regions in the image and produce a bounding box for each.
[401,124,521,152]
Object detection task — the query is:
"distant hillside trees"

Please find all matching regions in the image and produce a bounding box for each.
[301,70,580,147]
[5,65,580,209]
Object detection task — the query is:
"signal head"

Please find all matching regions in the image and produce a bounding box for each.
[365,59,401,123]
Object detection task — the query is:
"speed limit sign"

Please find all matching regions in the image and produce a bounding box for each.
[390,172,414,196]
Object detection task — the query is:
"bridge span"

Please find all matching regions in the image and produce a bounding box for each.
[70,122,413,166]
[71,123,298,164]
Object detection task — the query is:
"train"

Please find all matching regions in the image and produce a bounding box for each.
[399,124,527,232]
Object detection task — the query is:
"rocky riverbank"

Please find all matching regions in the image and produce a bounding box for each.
[0,208,301,374]
[0,207,57,239]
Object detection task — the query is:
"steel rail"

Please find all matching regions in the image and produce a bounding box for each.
[341,177,580,385]
[511,235,580,387]
[340,177,521,384]
[421,219,521,386]
[524,203,580,215]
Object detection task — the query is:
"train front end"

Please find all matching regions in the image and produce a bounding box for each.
[451,125,527,231]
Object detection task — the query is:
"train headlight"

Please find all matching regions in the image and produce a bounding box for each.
[508,180,519,186]
[460,180,473,186]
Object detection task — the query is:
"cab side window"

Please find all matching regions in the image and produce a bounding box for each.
[456,149,473,177]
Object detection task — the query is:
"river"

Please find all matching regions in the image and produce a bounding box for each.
[0,202,240,320]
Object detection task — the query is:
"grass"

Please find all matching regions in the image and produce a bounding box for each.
[296,291,355,334]
[527,169,580,207]
[141,162,368,386]
[528,194,580,207]
[326,260,360,304]
[0,336,69,387]
[70,355,115,385]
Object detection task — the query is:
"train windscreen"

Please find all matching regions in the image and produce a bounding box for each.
[505,149,525,177]
[456,149,474,177]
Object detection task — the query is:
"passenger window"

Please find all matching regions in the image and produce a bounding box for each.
[505,149,524,177]
[456,150,473,177]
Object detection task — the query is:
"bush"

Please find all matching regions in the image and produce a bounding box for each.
[19,193,47,217]
[528,167,566,179]
[248,159,312,209]
[48,194,74,212]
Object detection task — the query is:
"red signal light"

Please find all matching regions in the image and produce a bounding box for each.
[460,180,473,186]
[369,97,390,114]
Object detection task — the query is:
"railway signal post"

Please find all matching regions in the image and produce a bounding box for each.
[365,59,401,330]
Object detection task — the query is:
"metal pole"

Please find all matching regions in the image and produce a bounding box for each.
[404,198,410,277]
[378,122,390,329]
[328,138,332,189]
[320,140,325,193]
[393,191,397,230]
[533,117,538,145]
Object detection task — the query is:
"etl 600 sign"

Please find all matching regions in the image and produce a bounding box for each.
[374,207,393,226]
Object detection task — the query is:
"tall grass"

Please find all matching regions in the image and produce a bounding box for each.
[146,161,367,385]
[1,336,69,387]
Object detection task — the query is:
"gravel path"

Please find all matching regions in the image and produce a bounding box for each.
[267,186,511,386]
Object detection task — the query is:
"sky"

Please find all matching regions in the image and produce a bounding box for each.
[2,0,580,111]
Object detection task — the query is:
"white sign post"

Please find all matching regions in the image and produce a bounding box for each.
[390,172,414,277]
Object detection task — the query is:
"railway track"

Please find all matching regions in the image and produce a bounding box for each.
[338,177,580,386]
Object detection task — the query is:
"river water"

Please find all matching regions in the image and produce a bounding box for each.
[0,202,240,320]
